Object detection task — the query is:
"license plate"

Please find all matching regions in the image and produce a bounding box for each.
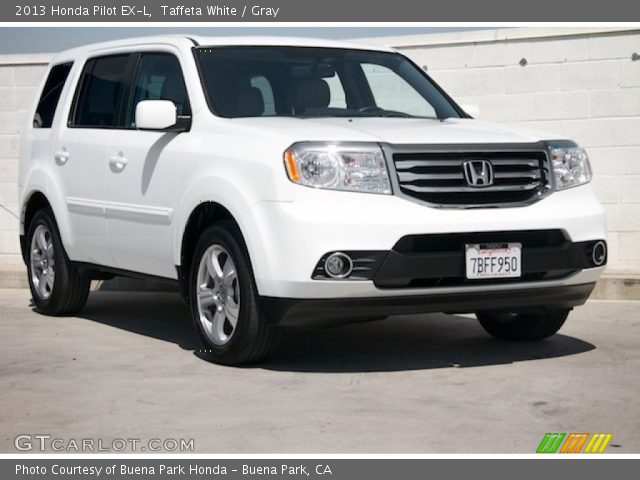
[465,243,522,279]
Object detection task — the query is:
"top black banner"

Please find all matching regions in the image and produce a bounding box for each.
[5,0,640,22]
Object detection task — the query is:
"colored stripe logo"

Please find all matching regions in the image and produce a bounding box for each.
[537,433,612,453]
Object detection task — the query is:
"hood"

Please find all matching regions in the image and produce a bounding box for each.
[227,117,562,146]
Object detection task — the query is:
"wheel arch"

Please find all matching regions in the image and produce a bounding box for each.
[20,191,54,264]
[177,200,254,300]
[20,161,75,265]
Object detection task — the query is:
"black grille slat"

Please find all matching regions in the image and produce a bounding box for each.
[392,150,549,207]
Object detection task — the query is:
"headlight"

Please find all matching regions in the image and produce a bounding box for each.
[284,142,391,194]
[550,145,592,190]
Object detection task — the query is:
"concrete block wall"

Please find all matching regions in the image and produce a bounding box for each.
[0,28,639,275]
[360,27,640,274]
[0,57,48,264]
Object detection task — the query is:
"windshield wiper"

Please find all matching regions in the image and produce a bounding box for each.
[375,111,412,118]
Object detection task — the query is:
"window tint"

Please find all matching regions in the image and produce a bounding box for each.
[72,55,129,128]
[361,63,436,118]
[33,62,73,128]
[126,53,190,127]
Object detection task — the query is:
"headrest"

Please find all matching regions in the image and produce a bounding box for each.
[160,75,184,101]
[236,86,264,117]
[290,78,330,113]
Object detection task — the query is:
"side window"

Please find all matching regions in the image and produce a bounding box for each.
[33,62,73,128]
[71,55,130,128]
[127,53,190,127]
[361,63,436,117]
[250,75,275,115]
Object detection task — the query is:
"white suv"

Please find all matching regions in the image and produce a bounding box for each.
[19,36,607,364]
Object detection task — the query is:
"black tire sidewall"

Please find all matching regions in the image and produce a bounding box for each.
[476,310,569,341]
[26,209,71,312]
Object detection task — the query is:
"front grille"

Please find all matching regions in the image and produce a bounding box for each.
[392,149,550,207]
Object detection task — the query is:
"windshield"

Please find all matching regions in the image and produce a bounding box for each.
[194,46,462,119]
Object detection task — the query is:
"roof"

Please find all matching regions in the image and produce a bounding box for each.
[49,35,394,63]
[189,35,395,52]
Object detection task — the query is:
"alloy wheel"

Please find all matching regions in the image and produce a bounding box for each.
[195,244,241,346]
[30,224,55,299]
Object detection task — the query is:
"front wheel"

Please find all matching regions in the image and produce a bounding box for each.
[189,221,278,365]
[476,310,570,341]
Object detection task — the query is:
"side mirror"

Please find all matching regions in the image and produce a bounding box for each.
[461,104,480,119]
[136,100,189,132]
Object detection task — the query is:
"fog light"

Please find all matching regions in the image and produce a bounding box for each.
[324,252,353,278]
[592,241,607,266]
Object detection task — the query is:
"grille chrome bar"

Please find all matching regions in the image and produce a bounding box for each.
[397,172,464,181]
[493,171,541,179]
[488,158,540,167]
[402,183,540,193]
[394,158,540,169]
[395,160,462,169]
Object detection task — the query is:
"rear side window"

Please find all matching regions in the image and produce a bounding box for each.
[71,54,130,128]
[33,62,73,128]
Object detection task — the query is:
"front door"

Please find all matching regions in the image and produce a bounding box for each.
[105,51,192,279]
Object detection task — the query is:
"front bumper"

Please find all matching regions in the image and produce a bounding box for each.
[313,231,605,288]
[261,283,596,326]
[244,183,606,299]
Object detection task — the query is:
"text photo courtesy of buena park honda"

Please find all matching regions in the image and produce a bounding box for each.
[0,24,639,455]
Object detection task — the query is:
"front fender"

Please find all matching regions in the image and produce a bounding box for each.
[173,176,260,269]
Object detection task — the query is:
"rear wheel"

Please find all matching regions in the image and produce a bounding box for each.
[189,221,278,365]
[26,209,90,315]
[476,309,570,341]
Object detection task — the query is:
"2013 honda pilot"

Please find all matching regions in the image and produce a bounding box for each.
[19,36,607,364]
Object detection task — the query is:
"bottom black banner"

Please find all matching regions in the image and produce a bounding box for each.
[3,458,638,479]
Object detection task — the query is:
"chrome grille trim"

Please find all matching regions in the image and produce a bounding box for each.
[397,172,464,181]
[383,142,553,208]
[402,183,540,193]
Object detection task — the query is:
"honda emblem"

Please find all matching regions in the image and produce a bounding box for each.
[463,160,494,187]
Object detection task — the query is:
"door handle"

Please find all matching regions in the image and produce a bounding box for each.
[54,150,69,165]
[108,153,128,171]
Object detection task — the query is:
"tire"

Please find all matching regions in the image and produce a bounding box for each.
[26,208,90,315]
[476,309,570,341]
[189,221,278,365]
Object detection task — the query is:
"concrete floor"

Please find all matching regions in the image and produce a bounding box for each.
[1,288,639,453]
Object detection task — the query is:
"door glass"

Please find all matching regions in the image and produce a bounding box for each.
[127,53,190,127]
[71,55,129,128]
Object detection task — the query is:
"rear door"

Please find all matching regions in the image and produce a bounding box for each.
[104,50,192,278]
[54,53,134,265]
